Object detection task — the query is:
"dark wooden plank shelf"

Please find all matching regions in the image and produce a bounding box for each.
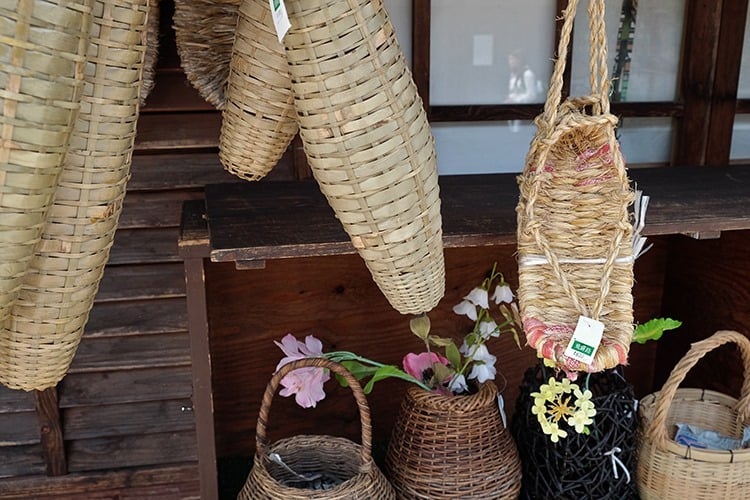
[195,165,750,263]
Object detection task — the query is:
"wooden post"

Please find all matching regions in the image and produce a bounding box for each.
[34,387,67,476]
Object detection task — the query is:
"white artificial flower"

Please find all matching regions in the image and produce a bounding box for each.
[479,319,499,339]
[449,374,469,393]
[465,287,489,310]
[466,344,497,383]
[491,284,514,304]
[453,299,478,321]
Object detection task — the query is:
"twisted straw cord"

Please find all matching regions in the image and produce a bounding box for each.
[646,330,750,449]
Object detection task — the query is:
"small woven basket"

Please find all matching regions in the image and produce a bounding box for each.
[0,0,148,391]
[238,358,395,499]
[283,0,445,315]
[511,363,638,499]
[385,382,522,499]
[0,0,93,326]
[637,330,750,499]
[516,0,634,373]
[218,0,298,181]
[173,0,238,108]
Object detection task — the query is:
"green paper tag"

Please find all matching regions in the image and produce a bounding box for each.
[564,316,604,365]
[269,0,291,43]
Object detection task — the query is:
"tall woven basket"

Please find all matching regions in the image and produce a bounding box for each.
[218,0,298,181]
[0,0,148,391]
[384,382,522,499]
[516,0,634,373]
[282,0,445,315]
[173,0,238,108]
[238,358,395,499]
[637,330,750,499]
[0,0,93,327]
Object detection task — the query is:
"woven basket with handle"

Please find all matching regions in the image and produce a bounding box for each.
[517,0,634,374]
[0,0,93,327]
[238,357,395,499]
[282,0,444,315]
[218,0,298,182]
[637,330,750,499]
[0,0,148,391]
[385,382,522,499]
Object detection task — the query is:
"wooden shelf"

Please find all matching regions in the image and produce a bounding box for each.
[183,165,750,263]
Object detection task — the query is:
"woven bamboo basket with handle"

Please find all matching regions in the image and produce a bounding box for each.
[282,0,444,315]
[238,357,395,499]
[517,0,634,374]
[218,0,298,182]
[637,330,750,499]
[0,0,93,328]
[0,0,148,391]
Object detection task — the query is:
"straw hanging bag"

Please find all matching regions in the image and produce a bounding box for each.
[0,0,93,327]
[282,0,445,315]
[517,0,635,373]
[384,382,522,499]
[238,357,395,499]
[173,0,238,108]
[637,330,750,499]
[0,0,148,390]
[218,0,298,181]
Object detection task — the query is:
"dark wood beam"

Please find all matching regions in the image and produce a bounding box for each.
[412,0,431,114]
[34,387,67,476]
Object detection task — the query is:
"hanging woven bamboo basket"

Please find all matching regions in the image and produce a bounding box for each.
[218,0,298,181]
[0,0,149,391]
[0,0,93,329]
[282,0,445,315]
[516,0,634,373]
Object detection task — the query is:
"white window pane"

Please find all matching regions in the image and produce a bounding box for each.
[737,8,750,98]
[571,0,684,102]
[384,0,412,68]
[433,117,671,175]
[731,115,750,159]
[430,0,557,105]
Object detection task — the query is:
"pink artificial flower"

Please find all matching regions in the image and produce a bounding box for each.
[403,352,450,385]
[274,333,330,408]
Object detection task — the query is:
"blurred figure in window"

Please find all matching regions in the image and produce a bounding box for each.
[505,50,540,132]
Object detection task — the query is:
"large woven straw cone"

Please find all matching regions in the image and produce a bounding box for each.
[282,0,445,315]
[140,0,159,105]
[0,0,93,330]
[218,0,298,182]
[0,0,148,391]
[385,382,522,499]
[173,0,238,108]
[516,0,634,374]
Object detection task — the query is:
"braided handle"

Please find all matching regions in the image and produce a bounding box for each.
[255,357,374,471]
[541,0,610,127]
[646,330,750,449]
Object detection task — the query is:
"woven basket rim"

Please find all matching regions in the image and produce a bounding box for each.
[406,380,498,411]
[640,387,750,463]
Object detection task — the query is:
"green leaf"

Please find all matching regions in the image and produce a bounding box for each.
[362,365,417,394]
[333,360,378,388]
[428,335,454,347]
[632,318,682,344]
[445,341,462,369]
[410,314,431,340]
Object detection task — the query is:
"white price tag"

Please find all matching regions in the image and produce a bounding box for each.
[497,394,507,429]
[269,0,291,43]
[564,316,604,366]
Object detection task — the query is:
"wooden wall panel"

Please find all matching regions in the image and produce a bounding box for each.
[120,191,206,229]
[109,228,181,265]
[0,411,40,445]
[68,332,191,372]
[84,298,188,337]
[0,386,35,412]
[0,444,47,478]
[96,263,186,302]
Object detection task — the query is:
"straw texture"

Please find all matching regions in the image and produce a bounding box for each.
[173,0,237,108]
[512,364,638,499]
[238,358,395,499]
[0,0,148,390]
[517,0,634,373]
[283,0,444,315]
[218,0,297,181]
[0,0,93,328]
[637,330,750,500]
[385,382,522,499]
[140,0,158,104]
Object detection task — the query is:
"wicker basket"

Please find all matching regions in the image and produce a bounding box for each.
[283,0,444,315]
[0,0,93,327]
[512,363,638,499]
[516,0,635,374]
[238,358,395,499]
[385,382,522,499]
[218,0,298,181]
[637,330,750,499]
[140,0,159,105]
[173,0,238,108]
[0,0,148,391]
